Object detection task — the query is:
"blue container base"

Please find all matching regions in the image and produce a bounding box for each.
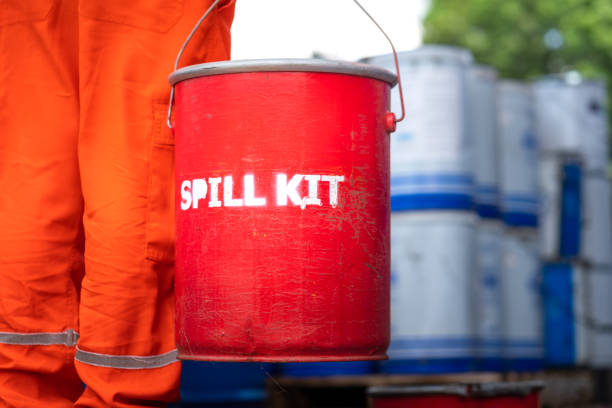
[502,212,538,227]
[478,357,504,372]
[476,204,501,219]
[175,402,265,408]
[181,389,266,405]
[281,361,374,377]
[179,361,271,405]
[504,358,543,372]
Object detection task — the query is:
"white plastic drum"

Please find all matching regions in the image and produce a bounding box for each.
[579,82,610,174]
[538,155,561,260]
[573,265,589,365]
[534,78,609,173]
[366,46,474,211]
[474,220,503,367]
[585,266,612,367]
[497,81,538,227]
[468,65,499,218]
[581,175,612,266]
[501,228,543,369]
[534,79,582,154]
[389,211,476,366]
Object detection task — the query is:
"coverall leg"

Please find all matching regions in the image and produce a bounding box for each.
[74,0,235,406]
[0,0,84,406]
[0,0,235,406]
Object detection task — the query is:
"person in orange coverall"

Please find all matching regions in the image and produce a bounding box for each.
[0,0,235,406]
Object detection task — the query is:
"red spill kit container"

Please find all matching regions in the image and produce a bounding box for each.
[169,59,397,361]
[368,384,470,408]
[469,381,544,408]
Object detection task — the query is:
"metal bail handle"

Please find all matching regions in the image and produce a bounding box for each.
[167,0,406,130]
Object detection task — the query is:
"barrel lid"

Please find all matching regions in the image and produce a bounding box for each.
[169,58,397,86]
[470,64,498,80]
[470,381,545,397]
[364,45,473,68]
[368,384,468,397]
[498,79,532,97]
[534,73,606,88]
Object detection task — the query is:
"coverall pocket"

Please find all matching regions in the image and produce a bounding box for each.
[145,103,175,264]
[0,0,55,26]
[78,0,184,33]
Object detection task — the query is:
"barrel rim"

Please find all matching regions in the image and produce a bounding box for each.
[169,58,398,86]
[470,64,498,80]
[363,45,474,66]
[534,74,606,87]
[368,384,469,397]
[497,79,531,94]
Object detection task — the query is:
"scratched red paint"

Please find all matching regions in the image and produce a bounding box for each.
[172,62,393,361]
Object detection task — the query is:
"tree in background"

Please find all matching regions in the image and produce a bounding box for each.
[424,0,612,79]
[423,0,612,150]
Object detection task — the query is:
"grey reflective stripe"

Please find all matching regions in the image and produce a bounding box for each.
[75,347,179,370]
[0,329,78,346]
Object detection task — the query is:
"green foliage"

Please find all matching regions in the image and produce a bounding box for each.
[423,0,612,79]
[423,0,612,159]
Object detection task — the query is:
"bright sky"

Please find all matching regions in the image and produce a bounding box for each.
[231,0,429,62]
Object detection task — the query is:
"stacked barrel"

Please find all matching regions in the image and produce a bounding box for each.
[468,66,504,371]
[363,44,551,374]
[367,45,479,373]
[534,76,612,368]
[497,81,543,371]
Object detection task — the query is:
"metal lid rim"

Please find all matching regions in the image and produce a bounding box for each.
[168,58,398,86]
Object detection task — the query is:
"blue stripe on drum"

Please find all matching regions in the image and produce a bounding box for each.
[503,340,544,358]
[387,337,478,359]
[477,338,504,355]
[502,212,539,227]
[390,174,474,210]
[476,338,504,371]
[281,361,374,377]
[501,194,539,226]
[476,185,499,203]
[478,338,504,346]
[479,358,504,372]
[391,174,474,194]
[504,358,544,372]
[501,194,539,212]
[475,185,500,218]
[476,204,500,219]
[503,341,544,371]
[391,193,473,211]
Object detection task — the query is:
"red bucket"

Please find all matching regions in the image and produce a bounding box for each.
[169,59,397,361]
[368,385,470,408]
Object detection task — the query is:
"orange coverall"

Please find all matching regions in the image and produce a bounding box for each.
[0,0,235,406]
